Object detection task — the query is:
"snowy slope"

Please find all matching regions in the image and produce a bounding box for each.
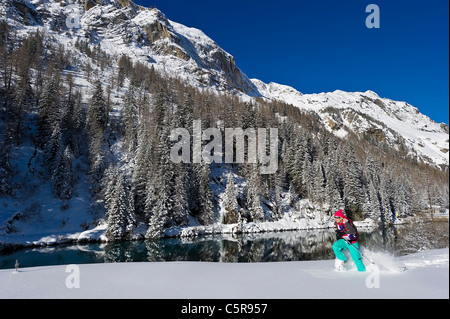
[1,248,448,299]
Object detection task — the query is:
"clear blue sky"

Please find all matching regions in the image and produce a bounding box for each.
[136,0,449,125]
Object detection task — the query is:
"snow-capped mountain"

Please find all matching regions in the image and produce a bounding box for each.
[1,0,448,169]
[2,0,260,94]
[252,79,449,168]
[1,0,449,249]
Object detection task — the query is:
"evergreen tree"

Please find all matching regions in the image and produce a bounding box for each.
[302,153,314,200]
[51,145,74,202]
[37,78,60,145]
[246,165,264,222]
[379,171,395,225]
[86,81,109,199]
[288,131,307,197]
[366,179,382,221]
[324,154,344,213]
[172,164,190,226]
[196,162,215,225]
[122,86,139,152]
[392,175,413,218]
[0,130,14,195]
[104,165,118,215]
[146,113,175,238]
[86,79,107,134]
[145,168,173,239]
[105,165,136,241]
[143,165,157,220]
[342,145,364,219]
[362,152,382,221]
[68,90,86,158]
[222,172,239,224]
[43,123,63,174]
[88,141,109,197]
[132,117,152,217]
[175,92,194,132]
[10,74,32,145]
[242,101,256,129]
[311,159,326,207]
[151,87,169,127]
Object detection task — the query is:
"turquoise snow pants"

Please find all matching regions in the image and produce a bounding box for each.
[332,239,366,272]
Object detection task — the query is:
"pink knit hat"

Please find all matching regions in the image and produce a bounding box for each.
[334,209,345,218]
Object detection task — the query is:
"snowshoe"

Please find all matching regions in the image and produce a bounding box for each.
[334,259,347,272]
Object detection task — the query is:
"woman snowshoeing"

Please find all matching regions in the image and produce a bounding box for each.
[332,209,366,272]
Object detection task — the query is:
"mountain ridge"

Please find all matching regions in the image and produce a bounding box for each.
[252,78,449,168]
[1,0,449,246]
[1,0,448,168]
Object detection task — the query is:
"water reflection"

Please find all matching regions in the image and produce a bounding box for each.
[0,223,448,269]
[100,230,339,264]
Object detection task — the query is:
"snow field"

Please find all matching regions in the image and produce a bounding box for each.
[0,248,447,299]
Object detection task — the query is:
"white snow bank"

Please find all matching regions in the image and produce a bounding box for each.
[1,248,447,299]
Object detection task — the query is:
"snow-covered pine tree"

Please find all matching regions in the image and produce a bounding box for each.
[246,165,264,222]
[105,164,136,241]
[146,110,175,238]
[222,172,239,224]
[145,169,172,239]
[85,80,110,200]
[143,165,157,220]
[273,170,285,219]
[172,163,190,226]
[301,152,314,200]
[287,130,307,197]
[341,144,364,219]
[37,77,60,146]
[43,123,63,174]
[10,74,32,145]
[88,140,109,197]
[242,101,256,129]
[392,174,413,218]
[175,92,194,132]
[0,129,13,195]
[86,79,107,135]
[366,179,382,221]
[151,87,169,129]
[311,159,326,208]
[142,93,166,222]
[379,170,395,225]
[51,145,74,202]
[122,86,139,152]
[362,152,382,221]
[324,154,344,213]
[195,161,215,225]
[132,117,152,217]
[67,90,86,159]
[104,164,118,216]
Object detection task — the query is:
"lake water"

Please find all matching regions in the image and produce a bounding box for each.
[4,222,448,269]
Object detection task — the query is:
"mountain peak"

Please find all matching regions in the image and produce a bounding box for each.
[1,0,259,95]
[72,0,138,11]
